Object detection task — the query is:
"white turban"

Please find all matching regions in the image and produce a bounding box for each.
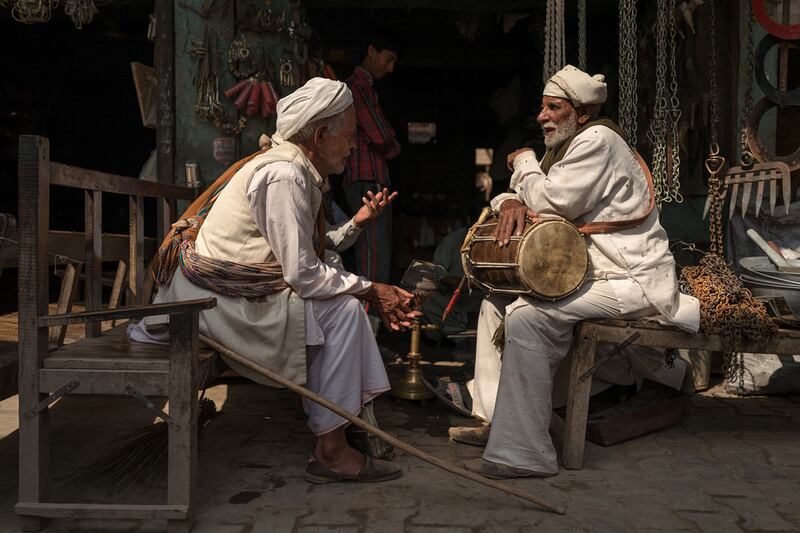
[274,77,353,143]
[543,65,607,107]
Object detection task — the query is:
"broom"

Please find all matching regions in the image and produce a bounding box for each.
[70,396,217,490]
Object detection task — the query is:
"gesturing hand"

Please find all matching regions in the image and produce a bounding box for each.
[364,282,422,331]
[353,188,398,228]
[493,199,536,247]
[506,147,534,170]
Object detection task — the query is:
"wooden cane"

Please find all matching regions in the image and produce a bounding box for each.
[199,334,566,515]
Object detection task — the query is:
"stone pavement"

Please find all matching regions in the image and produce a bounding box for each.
[1,377,799,533]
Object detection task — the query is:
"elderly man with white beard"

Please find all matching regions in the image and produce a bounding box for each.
[446,65,700,479]
[138,78,417,483]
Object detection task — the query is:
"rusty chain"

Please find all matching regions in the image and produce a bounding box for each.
[679,149,777,392]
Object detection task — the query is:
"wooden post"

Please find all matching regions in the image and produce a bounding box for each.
[17,135,51,532]
[167,311,198,533]
[129,195,144,304]
[84,190,102,338]
[156,0,176,243]
[562,323,598,470]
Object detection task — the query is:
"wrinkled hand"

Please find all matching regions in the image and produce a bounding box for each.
[364,282,422,331]
[493,199,536,247]
[353,188,398,228]
[506,147,534,170]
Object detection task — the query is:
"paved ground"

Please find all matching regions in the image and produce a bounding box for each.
[1,366,800,533]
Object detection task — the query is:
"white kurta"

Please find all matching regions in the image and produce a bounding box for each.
[141,142,389,435]
[472,125,700,473]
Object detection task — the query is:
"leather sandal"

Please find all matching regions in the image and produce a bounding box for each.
[448,425,491,446]
[305,455,402,484]
[462,458,557,480]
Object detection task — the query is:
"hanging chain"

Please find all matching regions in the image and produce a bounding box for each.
[647,0,669,207]
[578,0,587,70]
[543,0,565,82]
[667,0,683,203]
[708,0,719,149]
[618,0,638,145]
[739,1,756,167]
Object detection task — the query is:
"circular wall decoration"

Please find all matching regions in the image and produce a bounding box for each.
[754,34,800,106]
[745,96,800,171]
[752,0,800,40]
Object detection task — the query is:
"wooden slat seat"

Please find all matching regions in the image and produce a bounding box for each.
[43,324,216,372]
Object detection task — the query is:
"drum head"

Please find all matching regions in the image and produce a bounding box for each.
[517,220,588,299]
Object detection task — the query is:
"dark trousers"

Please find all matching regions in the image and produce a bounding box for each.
[344,181,392,283]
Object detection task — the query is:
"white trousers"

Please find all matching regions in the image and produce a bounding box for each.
[467,279,686,473]
[304,294,390,435]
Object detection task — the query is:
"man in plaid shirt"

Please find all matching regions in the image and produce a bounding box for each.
[343,36,401,283]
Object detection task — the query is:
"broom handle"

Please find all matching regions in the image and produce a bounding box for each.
[199,334,565,515]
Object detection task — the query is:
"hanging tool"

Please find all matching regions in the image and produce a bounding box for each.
[702,161,791,219]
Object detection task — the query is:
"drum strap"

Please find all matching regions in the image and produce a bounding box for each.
[572,151,655,235]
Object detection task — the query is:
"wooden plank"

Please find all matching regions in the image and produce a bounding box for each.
[586,396,689,446]
[562,325,597,470]
[129,195,144,304]
[589,320,800,355]
[51,163,193,200]
[0,350,17,402]
[15,503,188,520]
[16,135,51,530]
[167,311,198,531]
[156,0,177,246]
[39,368,170,396]
[38,298,216,327]
[84,190,102,338]
[109,260,127,312]
[49,262,82,348]
[1,231,158,269]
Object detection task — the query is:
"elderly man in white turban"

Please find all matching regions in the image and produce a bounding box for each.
[141,78,417,483]
[445,65,700,479]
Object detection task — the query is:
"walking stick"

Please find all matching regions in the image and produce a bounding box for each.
[199,334,566,515]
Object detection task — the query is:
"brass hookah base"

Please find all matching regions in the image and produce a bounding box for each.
[389,318,439,400]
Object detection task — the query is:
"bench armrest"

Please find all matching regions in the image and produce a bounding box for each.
[37,298,217,327]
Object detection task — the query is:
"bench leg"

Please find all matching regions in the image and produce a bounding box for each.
[168,312,198,533]
[562,326,598,470]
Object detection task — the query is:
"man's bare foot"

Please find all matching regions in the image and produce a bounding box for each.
[314,426,366,476]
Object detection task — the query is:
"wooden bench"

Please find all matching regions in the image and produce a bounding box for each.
[16,135,219,532]
[551,318,800,470]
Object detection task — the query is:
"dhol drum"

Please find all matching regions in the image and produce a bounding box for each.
[461,210,588,300]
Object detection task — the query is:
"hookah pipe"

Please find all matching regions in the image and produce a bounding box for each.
[440,275,467,325]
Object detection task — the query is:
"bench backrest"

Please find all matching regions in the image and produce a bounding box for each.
[17,135,195,339]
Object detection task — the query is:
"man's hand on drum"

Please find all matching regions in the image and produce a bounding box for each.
[364,283,422,331]
[353,187,398,228]
[494,199,536,247]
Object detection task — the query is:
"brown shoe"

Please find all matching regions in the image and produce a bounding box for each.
[448,425,491,446]
[305,455,402,484]
[462,458,557,480]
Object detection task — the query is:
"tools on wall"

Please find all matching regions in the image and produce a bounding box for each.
[184,0,333,137]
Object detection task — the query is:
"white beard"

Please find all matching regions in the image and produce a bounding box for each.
[542,112,579,151]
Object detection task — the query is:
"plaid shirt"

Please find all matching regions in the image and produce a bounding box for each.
[343,67,401,187]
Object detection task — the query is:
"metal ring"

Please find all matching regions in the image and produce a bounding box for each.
[745,96,800,171]
[754,34,800,106]
[751,0,800,40]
